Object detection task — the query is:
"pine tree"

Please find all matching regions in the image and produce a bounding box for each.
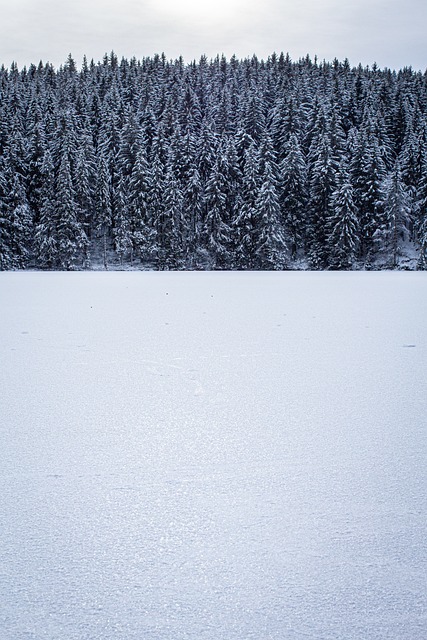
[0,160,13,269]
[280,134,308,259]
[415,150,427,268]
[374,161,412,268]
[117,108,140,178]
[184,165,204,268]
[234,142,261,268]
[328,161,359,269]
[350,129,386,262]
[307,132,338,268]
[204,155,232,269]
[148,148,166,267]
[114,176,133,265]
[417,215,427,270]
[270,95,303,161]
[74,130,95,265]
[152,163,184,270]
[254,162,288,269]
[242,89,266,143]
[56,149,88,269]
[198,120,218,184]
[6,174,33,268]
[163,164,186,268]
[94,150,112,269]
[128,142,155,264]
[98,102,121,231]
[34,150,58,268]
[26,99,46,223]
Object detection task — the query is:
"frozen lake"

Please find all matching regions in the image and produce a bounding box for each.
[0,271,426,639]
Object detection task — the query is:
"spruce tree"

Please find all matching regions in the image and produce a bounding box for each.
[254,162,288,269]
[128,142,154,265]
[415,150,427,268]
[0,160,12,269]
[204,156,232,269]
[34,150,58,269]
[6,174,33,268]
[307,132,338,268]
[328,161,359,269]
[184,165,203,268]
[56,150,87,269]
[280,134,308,259]
[234,142,261,268]
[114,176,133,264]
[374,161,412,268]
[94,150,112,269]
[350,130,386,262]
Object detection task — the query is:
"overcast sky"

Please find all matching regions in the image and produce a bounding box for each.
[1,0,426,71]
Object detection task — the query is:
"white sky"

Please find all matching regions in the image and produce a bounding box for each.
[1,0,426,71]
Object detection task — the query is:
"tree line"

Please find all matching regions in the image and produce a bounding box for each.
[1,51,427,270]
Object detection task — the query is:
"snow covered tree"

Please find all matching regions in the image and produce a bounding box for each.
[271,95,303,161]
[307,132,338,268]
[280,134,308,259]
[203,155,232,268]
[128,142,155,264]
[374,162,412,268]
[34,150,58,269]
[153,164,184,270]
[327,161,359,269]
[6,175,33,268]
[184,165,204,267]
[350,129,386,262]
[415,149,427,268]
[242,89,266,142]
[98,101,121,229]
[198,120,219,184]
[117,108,140,179]
[0,162,13,269]
[74,131,95,265]
[95,152,112,268]
[234,142,262,268]
[113,176,133,264]
[254,162,288,269]
[26,100,46,223]
[56,149,88,269]
[417,215,427,270]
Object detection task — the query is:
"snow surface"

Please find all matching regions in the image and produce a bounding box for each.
[0,271,426,640]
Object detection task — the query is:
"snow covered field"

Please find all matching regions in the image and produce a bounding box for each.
[0,271,426,640]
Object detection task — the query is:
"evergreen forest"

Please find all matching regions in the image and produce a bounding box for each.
[1,51,427,270]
